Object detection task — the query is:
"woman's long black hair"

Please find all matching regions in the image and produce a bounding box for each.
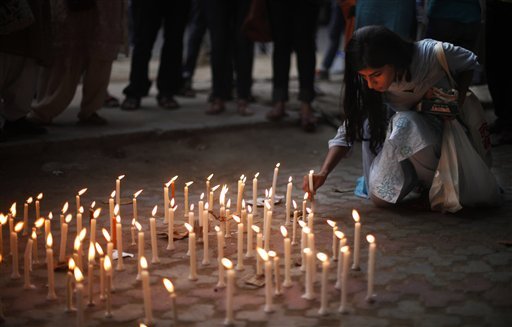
[343,25,415,154]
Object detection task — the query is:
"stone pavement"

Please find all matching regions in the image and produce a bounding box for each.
[0,54,511,327]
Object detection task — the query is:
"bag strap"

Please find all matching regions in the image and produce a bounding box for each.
[434,42,457,88]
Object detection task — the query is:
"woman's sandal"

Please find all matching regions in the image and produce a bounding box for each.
[206,98,225,115]
[120,97,141,111]
[237,100,254,116]
[266,102,287,121]
[158,96,180,110]
[104,94,120,108]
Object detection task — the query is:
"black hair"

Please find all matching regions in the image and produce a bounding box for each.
[342,25,415,154]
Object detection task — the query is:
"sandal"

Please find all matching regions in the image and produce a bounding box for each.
[206,98,225,115]
[237,100,254,116]
[300,103,317,132]
[121,97,141,111]
[104,94,120,108]
[266,102,287,121]
[158,96,180,110]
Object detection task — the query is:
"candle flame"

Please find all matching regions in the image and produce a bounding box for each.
[74,267,84,282]
[36,193,43,200]
[276,163,281,168]
[78,188,87,196]
[131,218,136,226]
[68,258,76,270]
[165,180,172,187]
[265,201,271,210]
[114,204,119,216]
[62,202,69,214]
[65,214,72,224]
[10,203,16,217]
[184,223,193,233]
[280,226,288,238]
[190,204,194,212]
[163,278,174,293]
[303,226,311,234]
[327,219,336,228]
[288,176,293,183]
[185,181,194,187]
[48,212,53,220]
[268,187,273,198]
[110,190,116,198]
[239,174,244,181]
[204,203,209,210]
[298,220,306,228]
[151,205,157,217]
[91,201,96,208]
[221,258,233,269]
[306,207,312,214]
[79,228,87,241]
[102,228,111,242]
[0,214,6,225]
[104,256,112,271]
[247,205,252,214]
[140,256,148,269]
[242,199,246,209]
[35,217,44,228]
[317,252,328,262]
[352,209,360,222]
[95,242,104,256]
[170,198,175,207]
[135,221,142,231]
[117,175,125,180]
[232,215,240,224]
[171,175,178,183]
[26,197,33,204]
[79,206,84,214]
[46,233,53,247]
[31,230,37,239]
[335,231,345,239]
[207,173,214,181]
[292,200,297,209]
[243,176,247,183]
[93,208,101,219]
[200,192,204,200]
[215,226,221,233]
[0,254,2,264]
[88,242,95,262]
[226,199,231,208]
[303,248,311,255]
[254,172,259,178]
[116,216,121,224]
[212,184,220,192]
[268,251,276,258]
[252,225,260,233]
[257,247,269,261]
[366,234,375,243]
[134,189,143,198]
[341,246,349,253]
[303,193,308,200]
[74,236,81,250]
[14,221,24,233]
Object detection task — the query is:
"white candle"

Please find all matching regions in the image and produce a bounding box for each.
[232,215,244,271]
[115,216,124,271]
[224,199,231,238]
[257,248,273,313]
[188,204,195,254]
[291,201,298,245]
[104,256,112,318]
[299,222,307,271]
[198,193,204,228]
[11,222,23,279]
[307,230,316,282]
[308,170,314,198]
[327,220,338,261]
[280,226,292,288]
[302,248,315,300]
[252,173,259,217]
[74,267,85,327]
[206,173,213,202]
[102,229,115,291]
[133,189,142,221]
[134,222,144,281]
[302,193,307,226]
[366,234,376,302]
[317,252,330,315]
[109,191,115,237]
[23,197,33,236]
[222,258,235,325]
[352,210,361,270]
[271,163,280,211]
[95,243,105,302]
[76,188,87,214]
[35,193,43,222]
[163,278,178,325]
[87,242,95,306]
[264,202,272,251]
[59,214,71,263]
[269,251,281,296]
[185,223,197,280]
[66,258,76,312]
[149,206,160,264]
[285,177,293,226]
[164,180,171,224]
[140,257,153,325]
[46,233,57,300]
[209,185,219,221]
[254,226,263,276]
[215,226,225,288]
[116,175,125,208]
[0,214,6,259]
[184,181,193,218]
[77,207,83,238]
[44,212,52,245]
[339,246,351,313]
[202,203,210,265]
[167,201,176,251]
[307,208,314,231]
[32,221,43,265]
[245,207,254,258]
[236,175,244,215]
[130,219,136,246]
[334,231,346,289]
[23,236,34,289]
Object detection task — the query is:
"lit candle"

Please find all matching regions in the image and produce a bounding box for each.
[366,234,376,302]
[185,223,197,280]
[236,175,245,216]
[164,180,171,224]
[116,216,124,270]
[104,256,112,318]
[163,278,178,325]
[308,170,314,199]
[44,212,53,244]
[75,228,87,272]
[302,247,315,300]
[77,207,83,238]
[198,192,204,228]
[245,206,254,258]
[23,197,33,236]
[285,177,293,226]
[280,226,292,288]
[74,267,85,327]
[299,223,308,272]
[66,258,76,312]
[134,221,144,280]
[95,243,105,302]
[263,201,272,251]
[23,233,34,289]
[87,242,95,306]
[167,200,176,251]
[352,209,361,270]
[252,173,259,217]
[206,173,213,203]
[8,204,16,246]
[291,201,298,245]
[222,258,235,325]
[317,252,330,315]
[188,204,195,232]
[184,181,194,218]
[115,175,125,208]
[202,203,210,265]
[306,207,314,231]
[35,193,43,221]
[268,251,281,296]
[257,247,273,313]
[139,256,153,325]
[0,214,6,259]
[59,201,68,229]
[209,184,219,221]
[131,219,137,246]
[33,219,44,265]
[334,231,346,289]
[149,205,160,264]
[109,191,115,238]
[215,226,225,288]
[241,199,247,231]
[46,233,57,300]
[327,220,338,261]
[76,188,87,214]
[233,215,244,271]
[254,225,263,276]
[59,214,72,263]
[224,198,231,238]
[102,229,114,290]
[302,193,307,225]
[307,226,316,281]
[133,189,143,221]
[262,191,268,236]
[338,246,351,313]
[271,163,280,211]
[11,221,23,279]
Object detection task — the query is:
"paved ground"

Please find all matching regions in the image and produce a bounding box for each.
[0,53,511,327]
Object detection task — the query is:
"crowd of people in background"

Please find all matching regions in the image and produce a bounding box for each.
[0,0,510,144]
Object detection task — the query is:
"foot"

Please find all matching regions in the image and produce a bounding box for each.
[316,69,329,81]
[157,96,180,110]
[300,103,317,133]
[3,116,47,136]
[77,113,108,126]
[206,98,225,115]
[237,100,254,116]
[266,102,287,121]
[120,97,141,111]
[104,94,120,108]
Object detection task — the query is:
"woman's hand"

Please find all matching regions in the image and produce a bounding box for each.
[302,173,328,195]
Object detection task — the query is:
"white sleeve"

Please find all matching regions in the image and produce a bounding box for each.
[328,124,352,148]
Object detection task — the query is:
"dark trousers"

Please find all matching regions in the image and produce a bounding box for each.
[201,0,254,100]
[123,0,190,98]
[268,0,320,103]
[321,0,344,72]
[183,0,207,79]
[486,0,512,123]
[426,19,481,53]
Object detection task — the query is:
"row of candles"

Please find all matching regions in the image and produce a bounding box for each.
[0,165,378,325]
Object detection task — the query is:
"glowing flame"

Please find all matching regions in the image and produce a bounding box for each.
[35,217,44,228]
[114,204,119,216]
[10,203,16,217]
[134,189,143,198]
[61,202,69,214]
[204,203,209,210]
[293,200,297,210]
[335,231,345,239]
[243,176,246,183]
[88,242,95,262]
[254,172,260,179]
[104,256,112,271]
[232,215,240,224]
[95,242,104,256]
[303,248,311,255]
[152,205,157,217]
[327,220,336,228]
[247,205,252,214]
[46,233,53,247]
[31,230,37,239]
[268,251,276,258]
[68,258,76,270]
[298,220,306,228]
[212,185,220,192]
[317,252,328,262]
[65,214,72,224]
[190,204,194,212]
[265,201,271,210]
[79,228,87,241]
[288,176,292,183]
[303,193,308,200]
[207,173,214,181]
[242,199,246,209]
[257,247,269,261]
[221,258,233,269]
[48,212,53,220]
[163,278,174,293]
[116,216,121,224]
[280,226,288,238]
[78,188,87,196]
[185,181,194,187]
[36,193,43,200]
[341,246,349,253]
[93,208,101,219]
[352,209,360,223]
[226,199,231,209]
[91,201,96,209]
[74,267,84,282]
[117,175,125,180]
[252,225,260,233]
[26,197,33,204]
[74,236,80,251]
[0,214,6,225]
[303,226,311,234]
[14,221,24,233]
[110,190,116,198]
[102,229,110,242]
[306,207,312,214]
[79,206,84,214]
[276,163,281,168]
[366,234,375,243]
[135,221,142,231]
[170,198,175,207]
[268,187,273,198]
[184,223,193,233]
[140,256,148,269]
[131,218,136,226]
[170,175,178,183]
[215,226,221,233]
[200,193,204,200]
[165,180,172,187]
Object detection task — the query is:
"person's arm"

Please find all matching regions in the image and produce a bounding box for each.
[302,145,351,194]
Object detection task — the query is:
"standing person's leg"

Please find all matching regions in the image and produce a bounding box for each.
[78,59,113,125]
[121,0,162,109]
[267,0,293,120]
[157,0,191,109]
[234,0,254,115]
[319,0,344,79]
